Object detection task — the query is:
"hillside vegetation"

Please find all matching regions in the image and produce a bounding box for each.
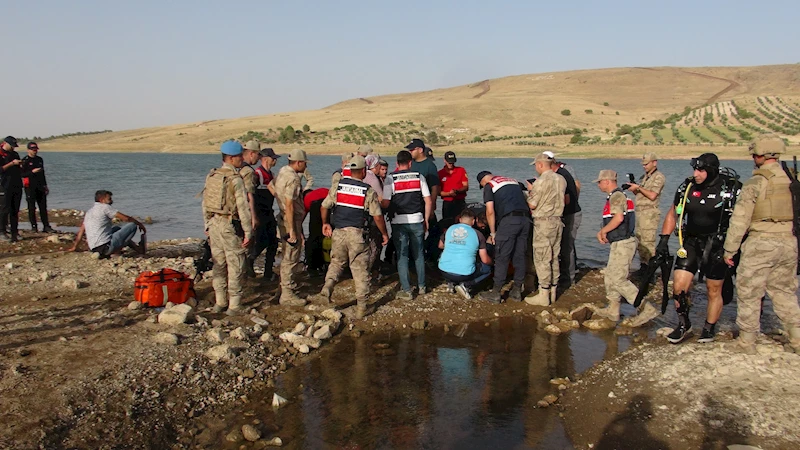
[43,64,800,158]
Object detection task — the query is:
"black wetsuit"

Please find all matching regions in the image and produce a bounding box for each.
[0,150,23,238]
[21,155,50,230]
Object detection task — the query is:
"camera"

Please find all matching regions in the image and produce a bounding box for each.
[621,173,636,190]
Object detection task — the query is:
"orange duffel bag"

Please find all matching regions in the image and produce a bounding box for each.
[134,268,196,307]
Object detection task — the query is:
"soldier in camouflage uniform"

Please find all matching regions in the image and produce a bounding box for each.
[239,140,261,276]
[311,156,389,318]
[627,152,666,279]
[202,141,253,315]
[724,135,800,353]
[524,153,566,306]
[594,170,659,327]
[274,149,310,306]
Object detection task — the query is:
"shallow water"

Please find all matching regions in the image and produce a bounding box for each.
[215,316,632,449]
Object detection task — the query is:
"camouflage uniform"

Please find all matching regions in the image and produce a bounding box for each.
[301,168,314,191]
[238,165,257,196]
[318,179,383,306]
[527,169,566,290]
[634,169,666,264]
[604,192,639,308]
[202,163,253,311]
[723,159,800,350]
[274,164,306,303]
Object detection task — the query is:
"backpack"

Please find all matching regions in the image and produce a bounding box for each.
[134,268,196,307]
[203,167,237,216]
[780,162,800,273]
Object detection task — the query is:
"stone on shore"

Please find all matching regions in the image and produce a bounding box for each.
[206,344,234,362]
[206,328,228,343]
[127,301,143,310]
[313,325,333,340]
[242,424,261,442]
[153,332,179,346]
[582,318,617,330]
[158,304,195,325]
[230,327,249,341]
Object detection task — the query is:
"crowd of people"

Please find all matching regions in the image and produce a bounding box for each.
[19,131,797,353]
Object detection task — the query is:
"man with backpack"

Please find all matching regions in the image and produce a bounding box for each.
[723,135,800,354]
[201,140,252,315]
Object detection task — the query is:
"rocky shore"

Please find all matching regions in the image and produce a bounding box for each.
[0,232,797,449]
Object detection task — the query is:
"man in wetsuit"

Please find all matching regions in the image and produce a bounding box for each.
[20,142,53,233]
[657,153,741,344]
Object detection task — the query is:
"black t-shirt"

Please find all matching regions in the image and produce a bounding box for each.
[557,167,581,215]
[673,176,727,237]
[21,155,47,188]
[0,150,23,190]
[483,177,528,219]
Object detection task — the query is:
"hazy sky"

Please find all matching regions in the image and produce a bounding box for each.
[2,0,798,137]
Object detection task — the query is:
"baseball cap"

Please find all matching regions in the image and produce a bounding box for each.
[476,170,492,183]
[288,148,308,162]
[3,136,18,148]
[642,152,658,164]
[258,147,279,158]
[444,151,457,163]
[220,140,243,156]
[749,135,785,156]
[593,170,617,183]
[530,152,554,165]
[543,151,555,159]
[357,144,373,155]
[243,140,260,151]
[341,152,354,163]
[404,138,425,150]
[27,142,39,150]
[424,146,435,160]
[348,155,366,170]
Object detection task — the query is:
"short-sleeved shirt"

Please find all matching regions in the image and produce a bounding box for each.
[557,167,580,215]
[0,150,23,190]
[83,202,118,250]
[527,169,566,218]
[238,165,257,195]
[363,170,383,200]
[438,166,468,202]
[438,223,486,276]
[274,165,305,224]
[321,179,383,218]
[383,174,431,224]
[636,169,666,209]
[483,177,528,219]
[411,157,440,190]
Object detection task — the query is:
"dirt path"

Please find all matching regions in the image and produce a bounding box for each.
[471,80,490,99]
[679,69,742,105]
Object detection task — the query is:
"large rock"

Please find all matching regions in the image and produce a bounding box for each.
[206,328,228,343]
[582,318,617,331]
[292,322,307,334]
[206,344,234,362]
[544,324,563,335]
[259,332,274,343]
[127,301,143,311]
[158,304,195,325]
[62,279,87,290]
[313,325,333,340]
[153,332,179,346]
[570,303,598,322]
[278,333,321,349]
[230,327,249,341]
[242,424,261,442]
[536,310,555,327]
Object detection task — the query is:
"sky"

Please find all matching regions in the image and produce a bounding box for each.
[1,0,798,138]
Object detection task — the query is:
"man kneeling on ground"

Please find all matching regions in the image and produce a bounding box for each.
[69,190,146,257]
[438,208,493,299]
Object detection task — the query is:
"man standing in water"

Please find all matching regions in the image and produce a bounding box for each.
[274,149,310,306]
[201,141,252,315]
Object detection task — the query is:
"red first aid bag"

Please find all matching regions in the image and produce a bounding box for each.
[134,268,196,307]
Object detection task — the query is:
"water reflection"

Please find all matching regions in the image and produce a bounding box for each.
[221,317,632,449]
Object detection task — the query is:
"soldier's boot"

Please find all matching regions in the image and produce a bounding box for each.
[213,291,228,313]
[783,327,800,353]
[666,301,692,344]
[621,302,659,328]
[279,291,307,307]
[479,286,502,304]
[524,286,551,307]
[594,300,621,321]
[734,331,758,355]
[355,299,375,320]
[226,296,243,315]
[311,280,336,304]
[508,283,522,302]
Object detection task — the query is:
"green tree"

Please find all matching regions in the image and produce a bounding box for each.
[561,109,571,116]
[603,102,610,106]
[302,124,310,132]
[426,130,439,144]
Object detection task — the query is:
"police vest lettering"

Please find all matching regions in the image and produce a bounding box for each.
[390,171,424,215]
[488,176,519,193]
[752,166,794,222]
[333,178,370,229]
[602,189,636,243]
[203,167,238,217]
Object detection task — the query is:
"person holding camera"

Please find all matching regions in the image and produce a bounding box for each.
[626,153,666,281]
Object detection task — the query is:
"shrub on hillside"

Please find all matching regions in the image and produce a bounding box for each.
[561,109,571,116]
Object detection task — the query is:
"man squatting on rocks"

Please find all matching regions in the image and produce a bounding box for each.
[201,141,252,315]
[0,136,23,242]
[274,149,310,306]
[70,190,147,257]
[627,152,666,282]
[477,169,530,303]
[723,135,800,354]
[438,207,493,299]
[20,141,54,233]
[657,153,740,344]
[311,156,389,318]
[594,170,659,327]
[524,152,566,307]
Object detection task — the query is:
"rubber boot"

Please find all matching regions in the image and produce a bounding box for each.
[621,302,659,328]
[783,327,800,353]
[595,300,621,321]
[524,286,551,307]
[508,283,522,302]
[311,280,336,304]
[735,331,757,354]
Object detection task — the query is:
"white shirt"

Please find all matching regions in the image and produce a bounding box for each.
[383,174,430,224]
[84,202,118,250]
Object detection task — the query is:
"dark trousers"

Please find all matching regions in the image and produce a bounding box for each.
[441,199,466,223]
[492,215,530,288]
[0,188,22,237]
[25,186,49,229]
[424,212,442,262]
[251,213,278,275]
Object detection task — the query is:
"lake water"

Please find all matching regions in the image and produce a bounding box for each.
[40,151,756,266]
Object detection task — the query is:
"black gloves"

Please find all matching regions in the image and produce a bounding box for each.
[656,234,670,255]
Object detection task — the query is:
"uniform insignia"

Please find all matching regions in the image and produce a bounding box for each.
[692,191,701,197]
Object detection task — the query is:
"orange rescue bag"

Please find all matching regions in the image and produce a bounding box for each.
[134,268,196,307]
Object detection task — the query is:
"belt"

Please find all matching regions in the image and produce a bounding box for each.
[503,211,526,218]
[534,216,561,221]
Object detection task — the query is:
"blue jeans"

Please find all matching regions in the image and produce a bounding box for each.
[108,223,138,254]
[393,222,425,292]
[441,263,492,289]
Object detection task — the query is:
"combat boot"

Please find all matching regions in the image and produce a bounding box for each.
[594,301,621,321]
[524,286,551,307]
[508,283,522,302]
[479,287,502,304]
[356,301,375,319]
[621,302,659,328]
[311,280,336,304]
[783,327,800,353]
[734,331,757,354]
[279,291,307,307]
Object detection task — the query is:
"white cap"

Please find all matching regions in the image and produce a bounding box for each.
[543,151,555,159]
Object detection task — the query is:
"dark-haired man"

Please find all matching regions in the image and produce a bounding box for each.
[407,138,441,261]
[69,190,147,257]
[21,142,53,233]
[0,136,23,241]
[438,151,468,222]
